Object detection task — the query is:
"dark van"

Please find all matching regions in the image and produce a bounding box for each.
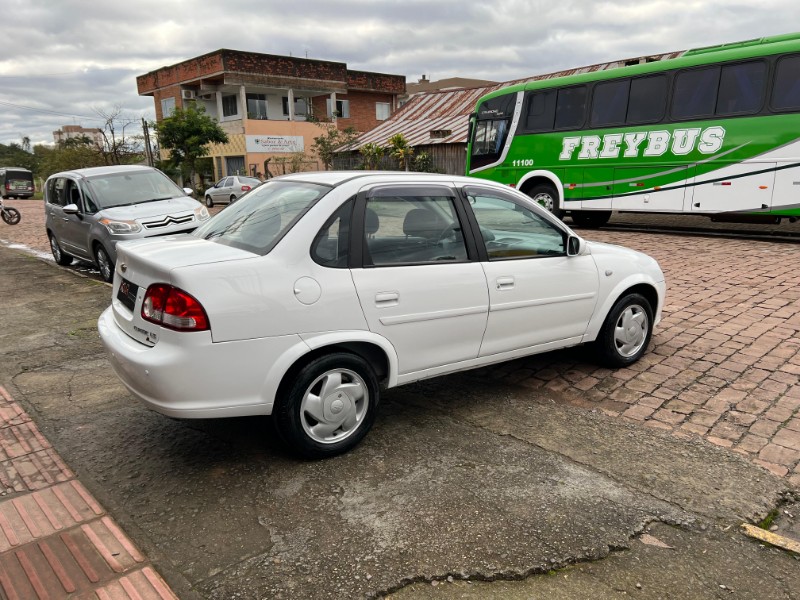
[0,167,35,199]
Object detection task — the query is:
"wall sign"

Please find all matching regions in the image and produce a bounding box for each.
[246,135,305,153]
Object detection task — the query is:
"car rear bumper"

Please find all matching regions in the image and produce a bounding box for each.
[98,307,301,418]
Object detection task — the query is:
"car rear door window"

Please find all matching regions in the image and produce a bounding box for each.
[363,193,468,266]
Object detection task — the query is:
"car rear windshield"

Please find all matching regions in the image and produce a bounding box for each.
[193,180,329,255]
[85,170,185,208]
[4,169,33,183]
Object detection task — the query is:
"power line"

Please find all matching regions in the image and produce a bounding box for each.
[0,99,104,121]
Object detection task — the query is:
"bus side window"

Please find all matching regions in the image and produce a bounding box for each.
[627,75,667,124]
[716,61,767,116]
[554,85,587,130]
[523,90,556,132]
[772,54,800,112]
[591,79,630,128]
[672,66,720,120]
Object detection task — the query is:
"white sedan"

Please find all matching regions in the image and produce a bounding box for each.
[98,172,666,457]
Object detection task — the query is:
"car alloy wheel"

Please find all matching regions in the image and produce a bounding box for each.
[95,245,114,283]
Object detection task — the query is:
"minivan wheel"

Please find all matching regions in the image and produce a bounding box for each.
[275,353,379,458]
[205,195,214,207]
[595,293,653,367]
[49,234,73,266]
[95,244,114,283]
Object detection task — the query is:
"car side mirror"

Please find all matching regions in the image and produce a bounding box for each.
[567,235,583,256]
[183,188,194,196]
[63,203,80,215]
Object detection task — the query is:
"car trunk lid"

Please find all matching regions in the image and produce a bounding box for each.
[111,236,255,346]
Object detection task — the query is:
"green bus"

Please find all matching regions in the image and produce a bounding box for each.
[466,33,800,227]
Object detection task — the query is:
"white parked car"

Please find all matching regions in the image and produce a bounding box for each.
[99,172,666,457]
[203,175,262,206]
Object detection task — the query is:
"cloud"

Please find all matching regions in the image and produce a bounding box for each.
[1,0,799,147]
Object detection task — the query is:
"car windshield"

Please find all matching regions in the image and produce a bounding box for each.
[84,170,185,209]
[193,180,330,255]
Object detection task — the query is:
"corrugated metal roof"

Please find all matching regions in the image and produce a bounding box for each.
[351,51,684,149]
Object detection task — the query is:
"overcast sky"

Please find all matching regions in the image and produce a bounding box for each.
[2,0,799,148]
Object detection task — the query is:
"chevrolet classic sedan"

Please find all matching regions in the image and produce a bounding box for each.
[99,172,666,457]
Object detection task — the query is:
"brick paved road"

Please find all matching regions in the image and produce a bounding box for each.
[3,200,800,487]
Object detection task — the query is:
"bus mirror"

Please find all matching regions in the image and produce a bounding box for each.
[567,235,583,256]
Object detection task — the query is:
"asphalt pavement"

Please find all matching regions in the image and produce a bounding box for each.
[0,234,798,598]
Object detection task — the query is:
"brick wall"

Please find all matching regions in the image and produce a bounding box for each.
[222,51,348,82]
[138,53,225,94]
[347,70,406,94]
[337,92,395,133]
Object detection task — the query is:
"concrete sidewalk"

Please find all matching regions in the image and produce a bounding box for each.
[0,385,177,599]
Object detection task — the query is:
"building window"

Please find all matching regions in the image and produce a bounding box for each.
[246,94,268,120]
[376,102,391,121]
[430,129,451,139]
[161,97,175,118]
[326,99,350,119]
[222,94,239,118]
[282,97,309,118]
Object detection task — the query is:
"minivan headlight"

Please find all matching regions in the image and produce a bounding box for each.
[99,218,142,234]
[195,206,210,220]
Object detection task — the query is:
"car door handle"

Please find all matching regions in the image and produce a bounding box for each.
[496,277,515,290]
[375,292,399,306]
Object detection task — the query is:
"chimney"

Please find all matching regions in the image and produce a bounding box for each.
[419,74,429,83]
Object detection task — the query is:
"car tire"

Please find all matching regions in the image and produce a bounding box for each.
[48,233,73,266]
[229,194,236,204]
[94,244,114,283]
[526,183,564,219]
[205,195,214,207]
[275,353,379,458]
[595,293,653,368]
[571,210,611,228]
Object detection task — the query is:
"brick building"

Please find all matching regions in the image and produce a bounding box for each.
[137,49,405,179]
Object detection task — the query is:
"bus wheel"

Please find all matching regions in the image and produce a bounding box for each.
[571,211,611,228]
[527,183,563,219]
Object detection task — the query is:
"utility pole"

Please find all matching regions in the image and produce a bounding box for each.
[142,118,154,166]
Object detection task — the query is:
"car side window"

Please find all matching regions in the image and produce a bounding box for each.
[311,198,353,268]
[363,194,468,266]
[50,178,68,207]
[467,192,566,259]
[65,179,82,209]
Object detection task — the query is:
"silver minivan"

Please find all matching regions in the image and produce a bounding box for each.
[44,165,209,282]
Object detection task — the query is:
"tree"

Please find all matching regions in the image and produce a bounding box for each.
[311,124,359,170]
[388,133,414,171]
[35,141,105,175]
[155,105,228,187]
[359,143,384,170]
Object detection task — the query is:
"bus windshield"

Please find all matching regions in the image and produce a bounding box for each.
[470,94,516,170]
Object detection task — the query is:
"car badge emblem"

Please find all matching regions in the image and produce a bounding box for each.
[121,263,127,272]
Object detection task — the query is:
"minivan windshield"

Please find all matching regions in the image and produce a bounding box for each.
[193,180,329,255]
[84,169,185,209]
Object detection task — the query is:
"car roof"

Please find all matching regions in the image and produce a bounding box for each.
[47,165,157,180]
[273,170,500,188]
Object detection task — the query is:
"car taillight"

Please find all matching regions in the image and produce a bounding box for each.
[141,284,209,331]
[241,185,251,192]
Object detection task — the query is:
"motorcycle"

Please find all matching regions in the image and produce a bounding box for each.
[0,198,21,225]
